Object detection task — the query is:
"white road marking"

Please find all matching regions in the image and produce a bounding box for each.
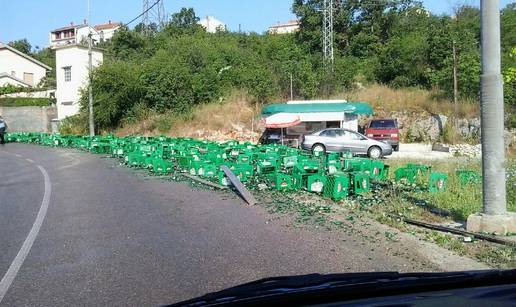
[14,154,22,158]
[25,158,35,163]
[0,165,52,303]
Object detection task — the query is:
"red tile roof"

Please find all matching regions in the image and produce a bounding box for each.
[94,22,121,31]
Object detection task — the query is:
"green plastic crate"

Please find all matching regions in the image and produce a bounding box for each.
[405,164,432,177]
[152,159,174,175]
[257,160,277,175]
[394,167,418,185]
[369,161,388,181]
[429,173,448,193]
[270,173,293,191]
[352,172,370,194]
[306,175,327,193]
[323,175,350,201]
[217,171,231,186]
[282,156,299,168]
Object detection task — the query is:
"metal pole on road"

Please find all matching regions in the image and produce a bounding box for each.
[87,0,95,136]
[480,0,506,215]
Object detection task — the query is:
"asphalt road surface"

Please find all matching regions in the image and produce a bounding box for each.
[0,143,436,306]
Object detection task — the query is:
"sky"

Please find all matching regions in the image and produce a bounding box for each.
[0,0,514,49]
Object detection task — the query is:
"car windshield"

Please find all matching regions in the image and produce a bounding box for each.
[1,1,514,306]
[369,120,397,129]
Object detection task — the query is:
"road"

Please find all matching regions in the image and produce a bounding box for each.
[0,143,441,306]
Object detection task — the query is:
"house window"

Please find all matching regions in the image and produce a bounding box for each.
[55,32,61,39]
[63,66,71,82]
[23,73,34,86]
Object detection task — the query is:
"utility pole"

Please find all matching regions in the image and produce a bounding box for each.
[452,40,458,107]
[87,0,95,136]
[480,0,506,215]
[290,72,293,101]
[467,0,515,235]
[322,0,334,70]
[452,40,458,144]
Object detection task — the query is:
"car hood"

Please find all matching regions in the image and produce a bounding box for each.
[169,270,516,306]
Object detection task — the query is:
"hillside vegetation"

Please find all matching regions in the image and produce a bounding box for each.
[41,2,515,134]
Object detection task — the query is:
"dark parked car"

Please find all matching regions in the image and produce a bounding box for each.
[365,119,400,151]
[301,128,393,159]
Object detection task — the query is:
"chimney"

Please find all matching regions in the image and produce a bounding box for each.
[108,20,111,24]
[84,19,87,25]
[70,21,74,26]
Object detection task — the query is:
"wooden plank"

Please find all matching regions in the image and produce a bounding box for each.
[182,173,228,190]
[221,166,257,206]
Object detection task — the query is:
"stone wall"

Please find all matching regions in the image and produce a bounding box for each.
[0,106,57,133]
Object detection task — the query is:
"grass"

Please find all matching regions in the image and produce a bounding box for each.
[369,159,516,222]
[332,84,480,118]
[115,85,484,141]
[424,230,516,268]
[116,90,262,138]
[0,97,53,107]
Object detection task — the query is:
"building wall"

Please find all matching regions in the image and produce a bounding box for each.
[55,46,103,120]
[49,26,93,47]
[268,24,300,34]
[0,106,57,132]
[95,27,119,42]
[0,49,47,86]
[76,27,92,44]
[198,17,225,33]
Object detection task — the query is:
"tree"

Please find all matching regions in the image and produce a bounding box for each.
[110,26,146,60]
[8,39,32,54]
[169,8,199,28]
[33,47,56,88]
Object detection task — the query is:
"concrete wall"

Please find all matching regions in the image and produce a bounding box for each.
[0,49,47,86]
[55,45,103,120]
[1,89,55,98]
[0,106,57,133]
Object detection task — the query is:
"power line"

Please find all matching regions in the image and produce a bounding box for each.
[143,0,167,30]
[123,0,162,27]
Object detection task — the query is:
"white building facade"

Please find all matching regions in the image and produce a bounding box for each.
[268,20,300,34]
[55,44,103,120]
[93,21,122,43]
[198,16,226,33]
[50,21,121,47]
[0,42,51,87]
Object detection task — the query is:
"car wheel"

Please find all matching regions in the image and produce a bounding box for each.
[312,144,326,155]
[393,145,399,152]
[368,146,382,159]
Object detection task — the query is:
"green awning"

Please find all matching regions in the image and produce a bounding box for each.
[261,102,373,117]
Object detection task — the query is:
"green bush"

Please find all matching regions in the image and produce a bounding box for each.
[0,97,53,107]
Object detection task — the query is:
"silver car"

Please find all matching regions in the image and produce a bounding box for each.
[301,128,393,159]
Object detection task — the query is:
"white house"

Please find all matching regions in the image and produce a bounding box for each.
[93,21,122,43]
[50,21,121,47]
[50,22,93,47]
[55,44,103,120]
[268,20,300,34]
[198,16,226,33]
[0,42,51,87]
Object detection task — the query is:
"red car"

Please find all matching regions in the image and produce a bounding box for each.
[365,119,400,151]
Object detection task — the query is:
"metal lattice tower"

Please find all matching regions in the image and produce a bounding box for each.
[142,0,167,31]
[323,0,334,69]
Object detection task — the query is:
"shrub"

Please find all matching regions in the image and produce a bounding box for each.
[0,97,53,107]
